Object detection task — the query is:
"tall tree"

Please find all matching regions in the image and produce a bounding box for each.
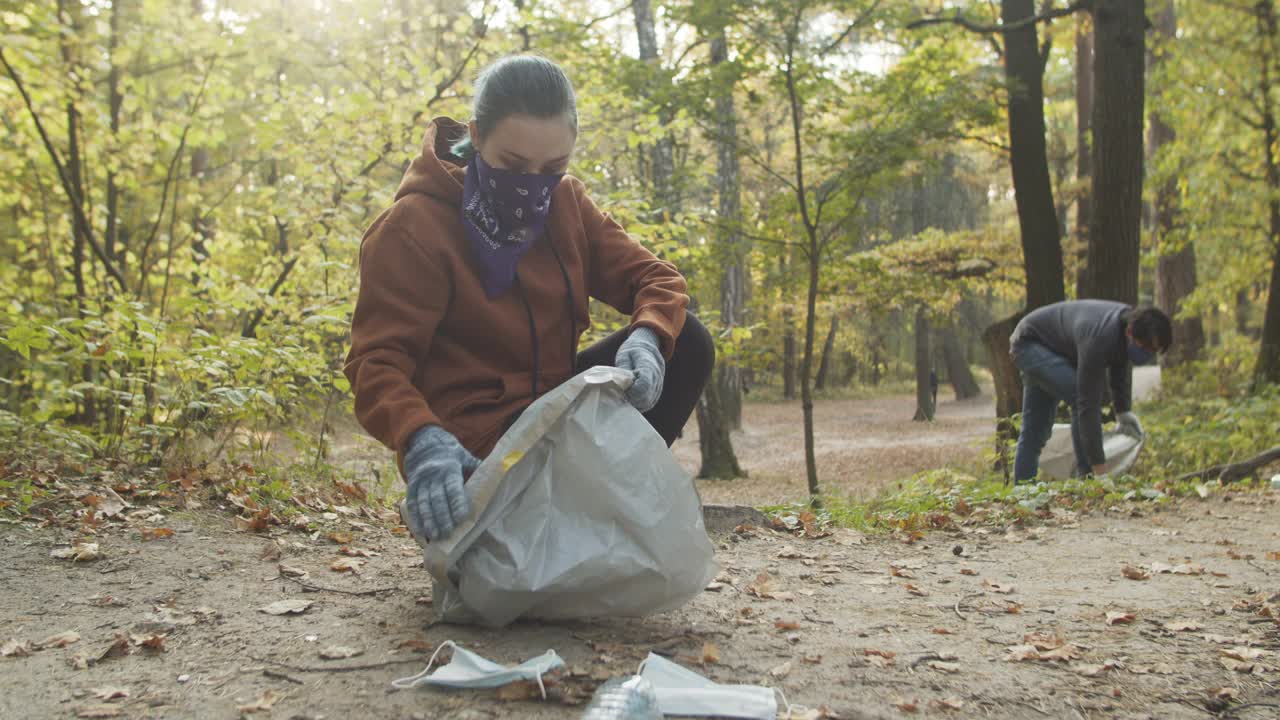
[1082,0,1145,305]
[695,23,745,480]
[1150,0,1205,365]
[1074,13,1094,297]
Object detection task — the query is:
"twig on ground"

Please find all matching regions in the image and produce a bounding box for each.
[250,655,425,674]
[803,611,835,625]
[909,652,944,669]
[1011,699,1051,716]
[955,592,982,621]
[277,573,396,597]
[263,668,304,685]
[1225,702,1280,717]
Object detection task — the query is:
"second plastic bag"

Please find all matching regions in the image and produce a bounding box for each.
[1039,423,1143,480]
[422,366,719,627]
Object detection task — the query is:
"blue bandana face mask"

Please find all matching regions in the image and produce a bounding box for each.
[1128,340,1156,366]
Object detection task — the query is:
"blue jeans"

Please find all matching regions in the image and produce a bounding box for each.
[1012,341,1089,483]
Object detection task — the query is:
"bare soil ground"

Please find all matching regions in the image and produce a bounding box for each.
[6,390,1279,719]
[4,490,1280,719]
[676,393,996,507]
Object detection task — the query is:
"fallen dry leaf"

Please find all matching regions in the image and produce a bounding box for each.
[1105,611,1135,626]
[1228,549,1255,560]
[1221,647,1268,662]
[90,687,129,701]
[259,599,314,616]
[1221,657,1258,673]
[1170,563,1205,576]
[1268,551,1280,561]
[769,660,793,679]
[329,558,363,574]
[777,546,819,561]
[237,689,282,713]
[327,531,353,545]
[278,564,309,579]
[931,628,954,635]
[74,705,122,718]
[495,679,548,701]
[746,572,794,601]
[1121,565,1150,581]
[775,619,802,631]
[903,584,928,597]
[37,631,81,649]
[1005,644,1041,662]
[959,568,977,576]
[894,699,919,713]
[319,645,363,660]
[339,546,379,558]
[890,566,915,579]
[1022,632,1065,651]
[139,527,174,541]
[1150,561,1174,574]
[930,697,964,712]
[984,581,1016,595]
[1039,645,1082,662]
[132,633,166,653]
[2,638,34,657]
[702,642,721,665]
[1164,620,1203,632]
[927,661,961,674]
[1073,663,1110,677]
[801,653,822,665]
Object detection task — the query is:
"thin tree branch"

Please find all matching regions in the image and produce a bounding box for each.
[136,59,216,300]
[0,48,128,292]
[241,256,300,338]
[906,0,1089,34]
[820,0,884,56]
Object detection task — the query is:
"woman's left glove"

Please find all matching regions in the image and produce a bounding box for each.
[615,327,666,413]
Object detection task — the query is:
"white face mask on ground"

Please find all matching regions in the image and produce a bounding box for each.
[638,652,782,719]
[390,641,564,698]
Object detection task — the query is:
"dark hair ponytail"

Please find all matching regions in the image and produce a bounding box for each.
[451,55,579,160]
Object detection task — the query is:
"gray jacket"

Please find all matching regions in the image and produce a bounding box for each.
[1010,300,1132,466]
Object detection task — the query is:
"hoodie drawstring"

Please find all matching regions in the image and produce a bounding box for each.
[513,230,577,403]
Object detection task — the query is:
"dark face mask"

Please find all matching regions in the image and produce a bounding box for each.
[1127,340,1156,366]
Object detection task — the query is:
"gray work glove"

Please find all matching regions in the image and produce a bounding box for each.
[402,425,480,541]
[1117,411,1144,440]
[615,327,665,413]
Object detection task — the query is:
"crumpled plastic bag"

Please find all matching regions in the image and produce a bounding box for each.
[420,366,719,627]
[1039,422,1144,480]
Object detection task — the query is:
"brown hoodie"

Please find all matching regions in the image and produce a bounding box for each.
[344,117,689,466]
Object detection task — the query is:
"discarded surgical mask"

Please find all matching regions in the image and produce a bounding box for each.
[638,653,780,719]
[421,366,719,627]
[390,641,563,697]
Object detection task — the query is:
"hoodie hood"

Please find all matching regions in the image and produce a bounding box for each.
[395,117,469,204]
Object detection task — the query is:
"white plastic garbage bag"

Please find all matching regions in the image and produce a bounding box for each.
[421,366,719,627]
[1040,423,1144,480]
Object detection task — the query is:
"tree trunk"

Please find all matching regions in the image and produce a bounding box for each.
[983,314,1025,481]
[1150,0,1205,366]
[1253,0,1280,387]
[105,0,124,272]
[814,315,838,391]
[913,307,934,421]
[1084,0,1145,305]
[1002,0,1066,310]
[782,254,797,400]
[940,324,981,400]
[632,0,676,215]
[697,28,744,476]
[1074,14,1094,298]
[697,376,744,479]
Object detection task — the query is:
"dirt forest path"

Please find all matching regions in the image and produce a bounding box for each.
[5,489,1280,720]
[675,392,996,507]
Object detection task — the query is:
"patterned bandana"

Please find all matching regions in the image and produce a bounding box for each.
[461,153,564,299]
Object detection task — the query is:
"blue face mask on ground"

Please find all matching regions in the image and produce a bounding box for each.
[1127,340,1156,365]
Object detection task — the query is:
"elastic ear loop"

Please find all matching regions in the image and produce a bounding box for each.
[390,640,457,689]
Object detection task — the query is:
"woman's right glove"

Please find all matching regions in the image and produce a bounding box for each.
[402,425,480,541]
